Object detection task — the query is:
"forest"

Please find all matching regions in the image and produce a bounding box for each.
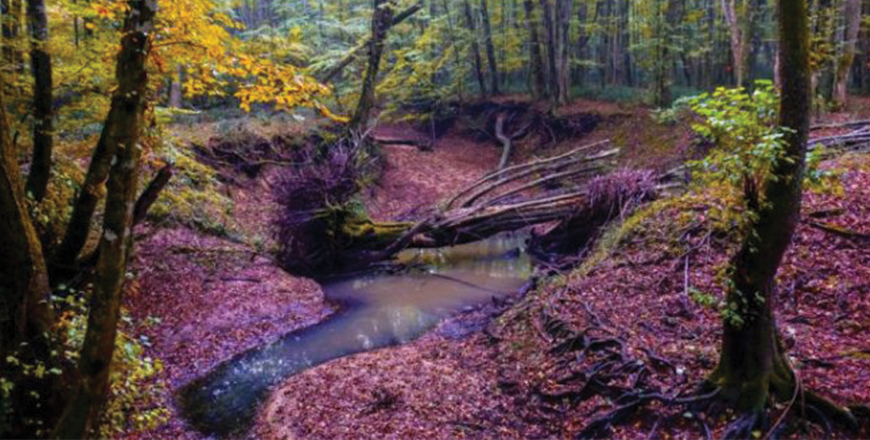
[0,0,869,439]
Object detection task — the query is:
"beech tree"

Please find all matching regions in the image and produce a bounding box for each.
[707,0,857,434]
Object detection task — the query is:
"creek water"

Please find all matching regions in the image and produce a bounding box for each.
[178,234,532,438]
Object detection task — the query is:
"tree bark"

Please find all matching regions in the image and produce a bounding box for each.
[319,1,423,84]
[23,0,54,202]
[1,0,23,74]
[0,73,55,439]
[479,0,500,95]
[555,0,571,103]
[464,0,488,95]
[350,0,396,132]
[833,0,861,108]
[539,0,558,100]
[721,0,746,86]
[709,0,811,413]
[133,164,172,225]
[52,1,155,437]
[169,65,183,108]
[523,0,547,98]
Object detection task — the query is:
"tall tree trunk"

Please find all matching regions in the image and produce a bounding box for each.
[1,0,23,73]
[539,0,558,100]
[555,0,571,103]
[23,0,53,202]
[721,0,746,86]
[169,65,183,108]
[319,1,423,84]
[524,0,547,98]
[464,0,488,95]
[52,0,155,437]
[479,0,500,94]
[0,73,55,439]
[350,0,396,132]
[709,0,810,414]
[833,0,861,108]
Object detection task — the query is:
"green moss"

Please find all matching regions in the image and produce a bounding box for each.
[148,138,238,238]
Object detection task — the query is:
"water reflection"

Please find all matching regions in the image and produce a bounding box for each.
[178,234,531,438]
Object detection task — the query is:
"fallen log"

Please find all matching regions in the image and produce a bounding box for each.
[811,119,870,131]
[372,136,433,151]
[445,140,614,209]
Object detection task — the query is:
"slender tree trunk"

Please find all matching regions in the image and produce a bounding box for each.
[169,65,183,108]
[833,0,861,108]
[350,0,396,132]
[709,0,810,413]
[479,0,500,94]
[319,1,423,84]
[539,0,558,100]
[721,0,746,86]
[23,0,53,201]
[52,1,155,436]
[555,0,571,103]
[463,0,488,96]
[524,0,547,98]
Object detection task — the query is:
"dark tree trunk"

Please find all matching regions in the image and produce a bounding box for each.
[52,0,155,437]
[555,0,571,103]
[24,0,54,202]
[350,0,396,132]
[539,0,558,100]
[479,0,500,94]
[710,0,811,413]
[464,0,488,95]
[523,0,547,98]
[133,164,172,225]
[0,74,56,439]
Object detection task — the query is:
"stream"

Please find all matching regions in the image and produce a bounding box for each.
[178,234,532,438]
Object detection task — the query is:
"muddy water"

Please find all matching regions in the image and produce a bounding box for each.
[178,235,532,438]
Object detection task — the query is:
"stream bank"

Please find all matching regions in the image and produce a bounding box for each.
[123,117,507,439]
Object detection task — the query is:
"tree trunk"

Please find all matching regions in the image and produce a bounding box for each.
[555,0,571,103]
[721,0,746,86]
[319,1,423,84]
[523,0,547,98]
[169,65,183,108]
[539,0,559,100]
[0,73,56,439]
[709,0,811,414]
[479,0,500,95]
[52,0,155,437]
[23,0,53,202]
[833,0,861,108]
[464,0,488,95]
[350,0,396,132]
[1,0,23,74]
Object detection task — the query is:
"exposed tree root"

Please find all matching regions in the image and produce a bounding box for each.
[529,311,861,440]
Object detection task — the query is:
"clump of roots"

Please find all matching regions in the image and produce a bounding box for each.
[273,134,402,277]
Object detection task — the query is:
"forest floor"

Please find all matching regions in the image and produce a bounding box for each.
[256,105,870,439]
[126,99,869,440]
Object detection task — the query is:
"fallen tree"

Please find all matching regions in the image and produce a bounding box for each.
[274,140,643,276]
